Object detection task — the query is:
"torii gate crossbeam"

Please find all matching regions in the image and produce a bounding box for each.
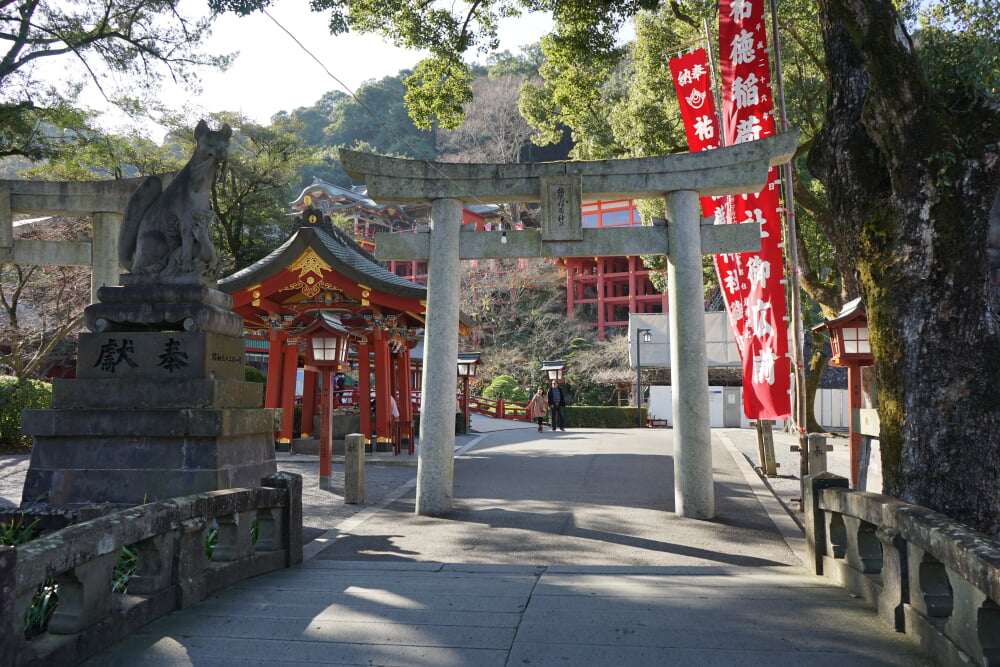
[340,131,798,520]
[1,177,166,303]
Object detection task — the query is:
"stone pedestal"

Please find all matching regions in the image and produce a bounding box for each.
[20,285,278,509]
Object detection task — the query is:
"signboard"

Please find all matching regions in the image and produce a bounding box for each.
[540,174,583,241]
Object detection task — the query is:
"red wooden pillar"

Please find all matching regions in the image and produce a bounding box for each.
[357,342,372,439]
[277,338,299,445]
[628,256,638,314]
[319,367,333,486]
[372,330,392,444]
[397,345,413,421]
[389,350,407,419]
[566,261,576,317]
[848,363,864,486]
[264,331,285,413]
[462,376,471,431]
[300,369,318,437]
[596,257,607,340]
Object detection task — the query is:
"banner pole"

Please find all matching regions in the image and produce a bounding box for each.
[766,0,810,483]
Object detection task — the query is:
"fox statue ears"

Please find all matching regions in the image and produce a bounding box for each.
[194,119,232,141]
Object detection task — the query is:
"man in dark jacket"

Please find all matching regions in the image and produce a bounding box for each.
[547,380,567,431]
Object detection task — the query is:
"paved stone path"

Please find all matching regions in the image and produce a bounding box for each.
[64,420,929,666]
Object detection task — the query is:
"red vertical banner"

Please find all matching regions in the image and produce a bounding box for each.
[670,48,750,359]
[669,49,724,217]
[669,49,721,157]
[719,0,791,419]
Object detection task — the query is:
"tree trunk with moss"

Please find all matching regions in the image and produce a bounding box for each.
[809,0,1000,538]
[804,335,828,433]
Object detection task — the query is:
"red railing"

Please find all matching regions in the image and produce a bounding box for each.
[326,389,529,422]
[466,394,530,421]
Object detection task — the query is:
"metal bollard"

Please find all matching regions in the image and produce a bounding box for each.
[806,433,828,476]
[344,433,366,504]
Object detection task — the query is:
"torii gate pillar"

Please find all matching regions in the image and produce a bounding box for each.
[341,131,797,520]
[417,198,463,514]
[666,190,714,518]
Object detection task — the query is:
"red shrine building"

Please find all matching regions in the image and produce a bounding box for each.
[218,207,453,448]
[562,199,669,339]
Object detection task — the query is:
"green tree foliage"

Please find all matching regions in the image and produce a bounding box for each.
[18,129,178,181]
[280,75,438,188]
[212,0,659,129]
[1,0,229,161]
[281,90,350,146]
[485,46,545,77]
[0,377,51,447]
[321,75,437,157]
[481,374,527,402]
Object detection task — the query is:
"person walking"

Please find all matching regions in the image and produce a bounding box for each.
[547,380,567,431]
[526,387,548,432]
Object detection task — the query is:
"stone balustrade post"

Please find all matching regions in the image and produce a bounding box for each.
[127,532,177,596]
[1,546,15,666]
[262,471,302,566]
[253,507,280,552]
[807,433,828,476]
[803,472,850,575]
[211,510,256,562]
[175,516,210,607]
[875,525,908,631]
[47,552,118,634]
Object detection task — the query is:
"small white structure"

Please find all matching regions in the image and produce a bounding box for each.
[629,312,740,368]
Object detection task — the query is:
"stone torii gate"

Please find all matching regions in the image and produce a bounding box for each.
[0,177,162,302]
[340,131,797,520]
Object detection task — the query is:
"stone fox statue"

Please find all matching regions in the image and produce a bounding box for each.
[119,119,232,285]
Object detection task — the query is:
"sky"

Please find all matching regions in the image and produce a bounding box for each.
[84,4,557,137]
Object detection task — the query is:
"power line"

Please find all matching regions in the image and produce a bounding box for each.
[262,9,494,210]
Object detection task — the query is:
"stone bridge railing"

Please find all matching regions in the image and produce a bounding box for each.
[804,472,1000,666]
[1,472,302,666]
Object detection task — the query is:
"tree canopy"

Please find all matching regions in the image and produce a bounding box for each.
[1,0,230,161]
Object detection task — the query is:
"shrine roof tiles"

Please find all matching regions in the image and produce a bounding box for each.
[218,223,426,301]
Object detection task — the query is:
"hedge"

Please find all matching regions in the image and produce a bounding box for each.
[0,376,52,446]
[245,366,267,383]
[563,406,647,428]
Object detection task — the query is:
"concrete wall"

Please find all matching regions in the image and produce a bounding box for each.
[647,386,849,430]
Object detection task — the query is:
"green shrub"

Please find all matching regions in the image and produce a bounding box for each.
[564,406,647,428]
[481,375,528,402]
[245,366,267,383]
[0,377,52,446]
